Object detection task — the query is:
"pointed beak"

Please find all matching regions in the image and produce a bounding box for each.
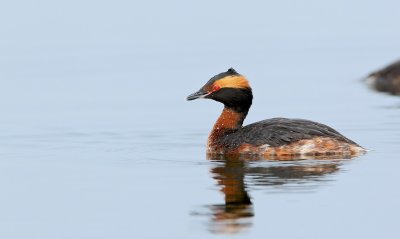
[186,89,209,101]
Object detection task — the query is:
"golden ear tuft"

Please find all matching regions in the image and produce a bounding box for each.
[214,75,250,89]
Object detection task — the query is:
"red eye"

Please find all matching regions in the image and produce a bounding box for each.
[212,85,221,92]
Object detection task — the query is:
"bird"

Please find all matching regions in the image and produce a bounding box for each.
[187,68,365,159]
[365,60,400,95]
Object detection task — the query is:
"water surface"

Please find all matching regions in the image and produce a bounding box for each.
[1,1,400,238]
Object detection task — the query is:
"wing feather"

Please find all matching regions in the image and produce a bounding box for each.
[221,118,357,147]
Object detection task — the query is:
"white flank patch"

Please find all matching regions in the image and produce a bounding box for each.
[259,144,271,151]
[299,143,316,154]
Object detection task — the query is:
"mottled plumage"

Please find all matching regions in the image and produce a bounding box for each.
[216,117,357,149]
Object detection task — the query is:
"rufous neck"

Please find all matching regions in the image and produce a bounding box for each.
[207,107,248,152]
[211,107,247,134]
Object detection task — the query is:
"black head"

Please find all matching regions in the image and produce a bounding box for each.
[187,68,253,113]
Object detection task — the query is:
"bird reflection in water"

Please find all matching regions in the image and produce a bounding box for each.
[202,154,343,234]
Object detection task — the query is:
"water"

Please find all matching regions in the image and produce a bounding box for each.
[1,1,400,238]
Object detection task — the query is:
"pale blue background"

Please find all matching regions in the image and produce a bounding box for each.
[1,1,400,238]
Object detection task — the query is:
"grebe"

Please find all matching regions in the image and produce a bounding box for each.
[187,68,365,159]
[365,60,400,95]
